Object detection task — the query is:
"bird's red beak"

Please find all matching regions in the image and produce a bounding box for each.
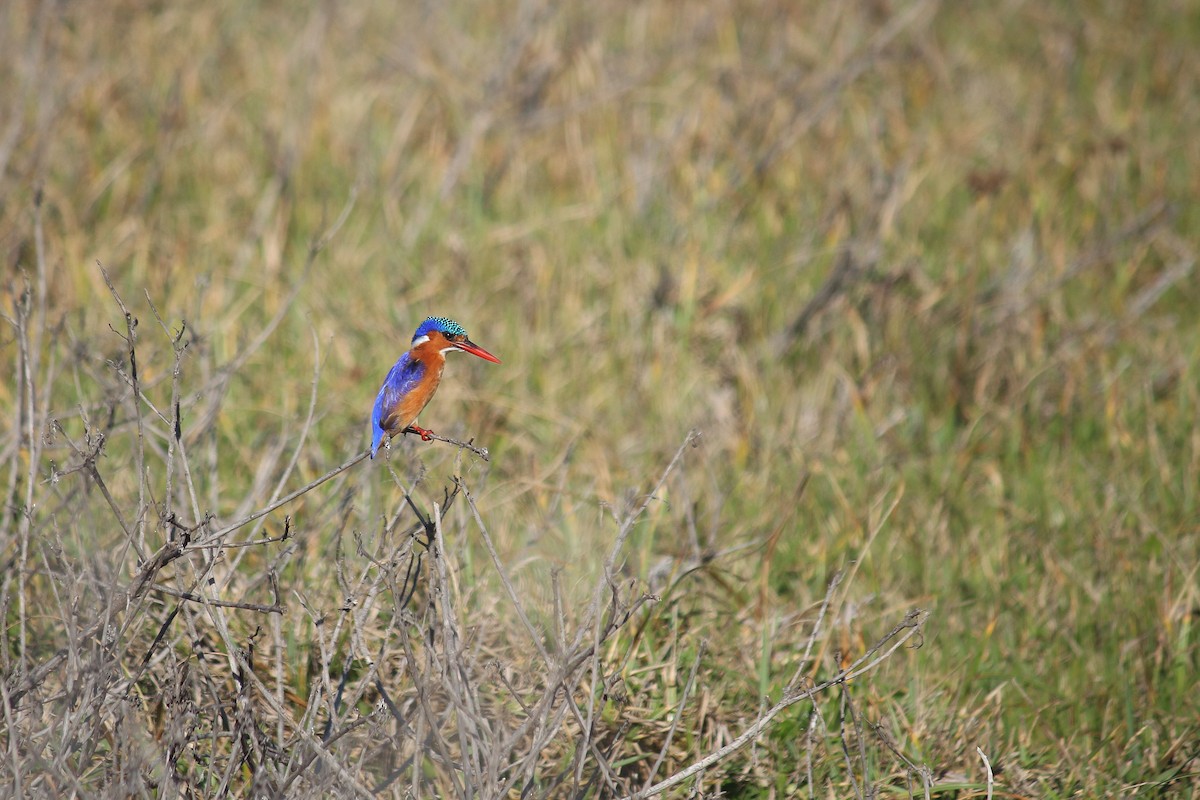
[456,339,501,364]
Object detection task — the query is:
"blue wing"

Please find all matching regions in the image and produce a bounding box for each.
[370,353,426,457]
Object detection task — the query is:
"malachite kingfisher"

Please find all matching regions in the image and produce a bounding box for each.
[370,316,501,459]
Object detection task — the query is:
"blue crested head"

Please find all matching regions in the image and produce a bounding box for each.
[413,316,467,343]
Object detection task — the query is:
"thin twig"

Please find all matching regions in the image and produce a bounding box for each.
[396,427,491,461]
[202,451,371,541]
[224,326,325,579]
[641,641,706,793]
[580,430,699,781]
[149,584,284,614]
[461,479,627,797]
[837,682,866,800]
[99,264,149,555]
[871,723,932,800]
[461,481,552,669]
[977,747,994,800]
[788,571,843,690]
[144,291,188,539]
[629,610,926,800]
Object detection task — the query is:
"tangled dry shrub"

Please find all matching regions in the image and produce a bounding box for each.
[2,256,928,797]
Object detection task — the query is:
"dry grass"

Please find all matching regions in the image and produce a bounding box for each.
[2,0,1199,796]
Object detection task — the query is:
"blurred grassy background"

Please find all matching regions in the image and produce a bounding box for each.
[2,0,1199,795]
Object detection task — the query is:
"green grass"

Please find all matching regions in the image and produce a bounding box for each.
[2,0,1199,796]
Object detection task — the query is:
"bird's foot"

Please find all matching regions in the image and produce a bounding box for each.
[405,425,436,442]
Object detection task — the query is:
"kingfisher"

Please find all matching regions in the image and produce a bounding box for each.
[369,316,501,458]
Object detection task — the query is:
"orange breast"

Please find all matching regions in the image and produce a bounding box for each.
[391,359,444,429]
